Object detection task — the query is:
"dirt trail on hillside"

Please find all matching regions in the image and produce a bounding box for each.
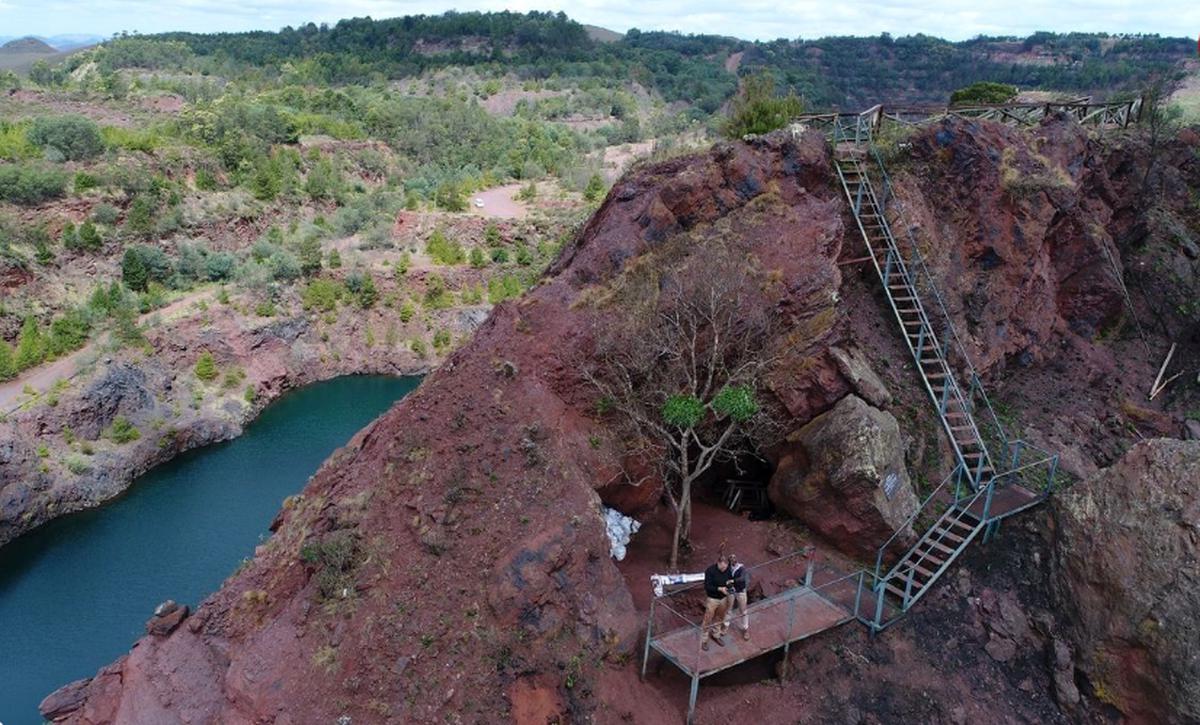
[0,290,214,413]
[468,184,528,219]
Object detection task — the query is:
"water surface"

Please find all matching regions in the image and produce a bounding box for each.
[0,375,419,724]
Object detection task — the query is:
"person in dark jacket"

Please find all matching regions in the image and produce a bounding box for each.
[724,554,750,641]
[700,554,733,650]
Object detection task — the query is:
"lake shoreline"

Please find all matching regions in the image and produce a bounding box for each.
[0,302,457,549]
[0,374,421,723]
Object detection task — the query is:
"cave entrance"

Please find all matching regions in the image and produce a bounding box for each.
[696,454,775,521]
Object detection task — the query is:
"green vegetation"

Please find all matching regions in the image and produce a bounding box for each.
[27,115,104,161]
[426,229,465,265]
[0,164,69,205]
[194,351,218,382]
[950,81,1019,105]
[105,416,142,444]
[302,278,343,311]
[721,71,804,139]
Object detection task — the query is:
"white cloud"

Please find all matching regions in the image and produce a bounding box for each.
[2,0,1198,42]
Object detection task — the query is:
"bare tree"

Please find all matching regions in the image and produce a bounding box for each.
[585,253,780,569]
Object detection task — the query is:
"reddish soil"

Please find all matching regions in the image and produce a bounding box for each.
[43,118,1200,724]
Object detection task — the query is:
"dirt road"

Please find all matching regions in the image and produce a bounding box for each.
[0,289,214,413]
[468,184,528,220]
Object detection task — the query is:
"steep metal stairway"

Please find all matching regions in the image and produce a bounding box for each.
[826,115,1060,631]
[834,152,996,489]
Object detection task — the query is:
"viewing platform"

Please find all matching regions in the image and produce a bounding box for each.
[642,553,873,723]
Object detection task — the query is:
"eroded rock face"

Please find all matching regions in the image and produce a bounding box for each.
[768,394,918,557]
[48,129,851,724]
[1051,439,1200,723]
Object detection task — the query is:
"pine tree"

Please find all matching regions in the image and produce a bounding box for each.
[14,317,45,371]
[121,247,149,292]
[78,221,102,250]
[0,339,15,380]
[584,174,606,202]
[469,246,487,269]
[297,236,322,276]
[194,351,218,382]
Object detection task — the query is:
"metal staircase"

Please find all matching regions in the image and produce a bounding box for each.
[826,111,1060,632]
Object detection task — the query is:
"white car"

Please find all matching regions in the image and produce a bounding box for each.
[474,198,484,208]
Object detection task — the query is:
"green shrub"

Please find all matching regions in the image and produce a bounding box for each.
[469,246,487,268]
[487,274,524,304]
[0,340,14,381]
[426,229,465,265]
[46,309,91,358]
[584,173,606,202]
[194,351,218,381]
[27,115,103,161]
[14,316,45,371]
[0,120,37,161]
[123,194,158,239]
[721,71,804,139]
[301,278,343,311]
[244,385,257,404]
[398,300,416,323]
[297,235,323,276]
[327,249,342,269]
[410,338,427,358]
[432,328,452,351]
[90,203,119,225]
[73,171,101,192]
[100,125,160,153]
[346,272,378,309]
[77,221,102,250]
[434,181,465,212]
[950,81,1019,106]
[194,167,218,191]
[105,416,141,444]
[394,252,411,277]
[423,274,452,309]
[122,244,171,292]
[0,164,69,205]
[254,300,277,317]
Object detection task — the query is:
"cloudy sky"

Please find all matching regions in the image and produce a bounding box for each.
[2,0,1198,42]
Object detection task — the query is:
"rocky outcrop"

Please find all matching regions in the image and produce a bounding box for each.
[1051,439,1200,723]
[48,129,855,723]
[39,116,1200,723]
[768,394,918,557]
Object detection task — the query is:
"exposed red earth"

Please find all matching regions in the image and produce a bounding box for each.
[42,116,1200,723]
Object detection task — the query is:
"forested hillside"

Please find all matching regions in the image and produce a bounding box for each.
[30,12,1190,111]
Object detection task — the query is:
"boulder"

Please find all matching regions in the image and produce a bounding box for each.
[146,600,189,636]
[829,345,892,408]
[768,394,919,557]
[1051,439,1200,723]
[39,676,90,721]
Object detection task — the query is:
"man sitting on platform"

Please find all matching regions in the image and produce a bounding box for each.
[701,554,733,650]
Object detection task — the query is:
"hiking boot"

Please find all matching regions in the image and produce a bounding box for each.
[712,634,726,647]
[742,629,751,641]
[701,639,710,651]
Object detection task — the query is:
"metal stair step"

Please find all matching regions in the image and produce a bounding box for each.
[884,582,918,602]
[935,528,966,544]
[919,538,957,556]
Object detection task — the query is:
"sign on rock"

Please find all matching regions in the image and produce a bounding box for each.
[882,471,901,500]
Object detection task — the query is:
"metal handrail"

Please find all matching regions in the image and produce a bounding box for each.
[865,143,1013,459]
[873,464,960,581]
[841,159,994,485]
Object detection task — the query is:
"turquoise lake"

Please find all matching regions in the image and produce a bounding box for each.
[0,375,420,724]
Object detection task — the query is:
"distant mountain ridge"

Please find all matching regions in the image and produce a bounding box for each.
[0,34,104,52]
[0,37,57,54]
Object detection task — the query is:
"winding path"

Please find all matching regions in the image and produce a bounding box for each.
[0,289,214,413]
